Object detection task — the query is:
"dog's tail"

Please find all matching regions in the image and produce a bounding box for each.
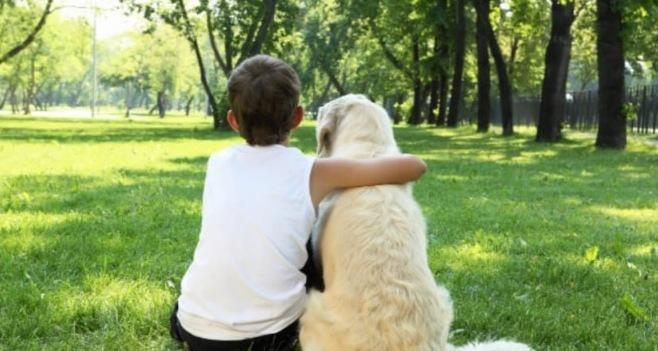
[448,340,533,351]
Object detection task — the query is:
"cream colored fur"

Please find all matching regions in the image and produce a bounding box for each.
[299,95,532,351]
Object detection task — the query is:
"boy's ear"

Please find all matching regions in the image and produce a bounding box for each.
[291,106,304,129]
[227,110,240,133]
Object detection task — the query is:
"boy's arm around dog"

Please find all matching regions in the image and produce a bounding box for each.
[309,154,427,207]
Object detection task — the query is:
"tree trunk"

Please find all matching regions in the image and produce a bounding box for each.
[427,78,439,125]
[0,87,9,110]
[10,88,19,114]
[185,96,193,116]
[420,83,432,122]
[508,37,520,80]
[157,91,166,118]
[124,82,131,117]
[247,0,277,57]
[176,0,222,129]
[447,0,466,127]
[437,74,449,126]
[537,0,575,142]
[429,0,447,126]
[23,54,37,115]
[409,79,423,125]
[486,20,514,135]
[371,21,419,124]
[393,93,405,124]
[206,10,230,77]
[595,0,626,149]
[323,65,347,95]
[408,35,422,125]
[474,0,490,132]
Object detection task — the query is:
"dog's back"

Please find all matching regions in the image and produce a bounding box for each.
[301,95,532,351]
[315,184,453,351]
[300,95,453,351]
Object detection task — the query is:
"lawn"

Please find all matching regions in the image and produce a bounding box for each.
[0,116,656,350]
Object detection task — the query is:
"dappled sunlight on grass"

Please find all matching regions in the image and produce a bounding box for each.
[432,242,507,272]
[1,117,657,349]
[53,274,172,318]
[0,211,89,254]
[591,206,658,223]
[0,231,50,253]
[627,244,658,258]
[0,211,86,229]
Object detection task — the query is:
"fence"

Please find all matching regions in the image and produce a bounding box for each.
[490,84,658,134]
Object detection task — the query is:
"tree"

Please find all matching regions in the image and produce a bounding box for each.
[146,26,188,118]
[0,0,53,65]
[370,22,424,125]
[0,13,92,115]
[430,0,450,126]
[536,0,577,142]
[474,0,490,132]
[178,0,222,125]
[355,0,439,125]
[100,34,151,117]
[446,0,465,127]
[595,0,626,149]
[303,0,354,96]
[486,15,513,136]
[100,28,195,119]
[570,3,597,91]
[122,0,288,129]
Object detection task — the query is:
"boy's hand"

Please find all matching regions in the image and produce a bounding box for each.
[310,154,427,208]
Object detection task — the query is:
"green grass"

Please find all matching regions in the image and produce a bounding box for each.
[1,116,656,350]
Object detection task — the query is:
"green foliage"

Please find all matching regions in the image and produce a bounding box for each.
[570,1,597,91]
[4,0,658,122]
[496,0,550,94]
[0,11,91,111]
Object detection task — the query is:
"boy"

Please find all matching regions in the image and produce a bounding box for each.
[170,55,427,351]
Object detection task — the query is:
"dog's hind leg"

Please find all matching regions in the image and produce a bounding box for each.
[299,291,337,351]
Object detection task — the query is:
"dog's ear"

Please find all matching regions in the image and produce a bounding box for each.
[316,107,337,157]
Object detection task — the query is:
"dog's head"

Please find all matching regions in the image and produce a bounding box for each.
[316,94,398,158]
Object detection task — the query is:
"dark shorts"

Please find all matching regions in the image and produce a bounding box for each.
[170,303,299,351]
[169,240,324,351]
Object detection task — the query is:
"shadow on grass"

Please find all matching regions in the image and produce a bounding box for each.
[0,117,318,146]
[1,119,656,348]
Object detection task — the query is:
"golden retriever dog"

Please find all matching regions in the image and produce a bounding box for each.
[299,95,532,351]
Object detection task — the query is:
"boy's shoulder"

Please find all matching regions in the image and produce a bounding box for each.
[206,145,241,169]
[208,145,314,170]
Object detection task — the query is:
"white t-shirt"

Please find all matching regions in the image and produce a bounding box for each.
[177,144,316,340]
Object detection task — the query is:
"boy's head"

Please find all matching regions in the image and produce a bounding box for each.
[227,55,302,146]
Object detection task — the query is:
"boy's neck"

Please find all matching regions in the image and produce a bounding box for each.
[244,139,289,147]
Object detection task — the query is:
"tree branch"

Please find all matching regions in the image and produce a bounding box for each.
[370,19,414,81]
[224,7,234,71]
[205,8,230,77]
[0,0,54,64]
[322,64,347,95]
[174,0,221,128]
[238,5,264,63]
[247,0,277,57]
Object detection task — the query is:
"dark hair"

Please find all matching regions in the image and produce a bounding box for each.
[228,55,300,146]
